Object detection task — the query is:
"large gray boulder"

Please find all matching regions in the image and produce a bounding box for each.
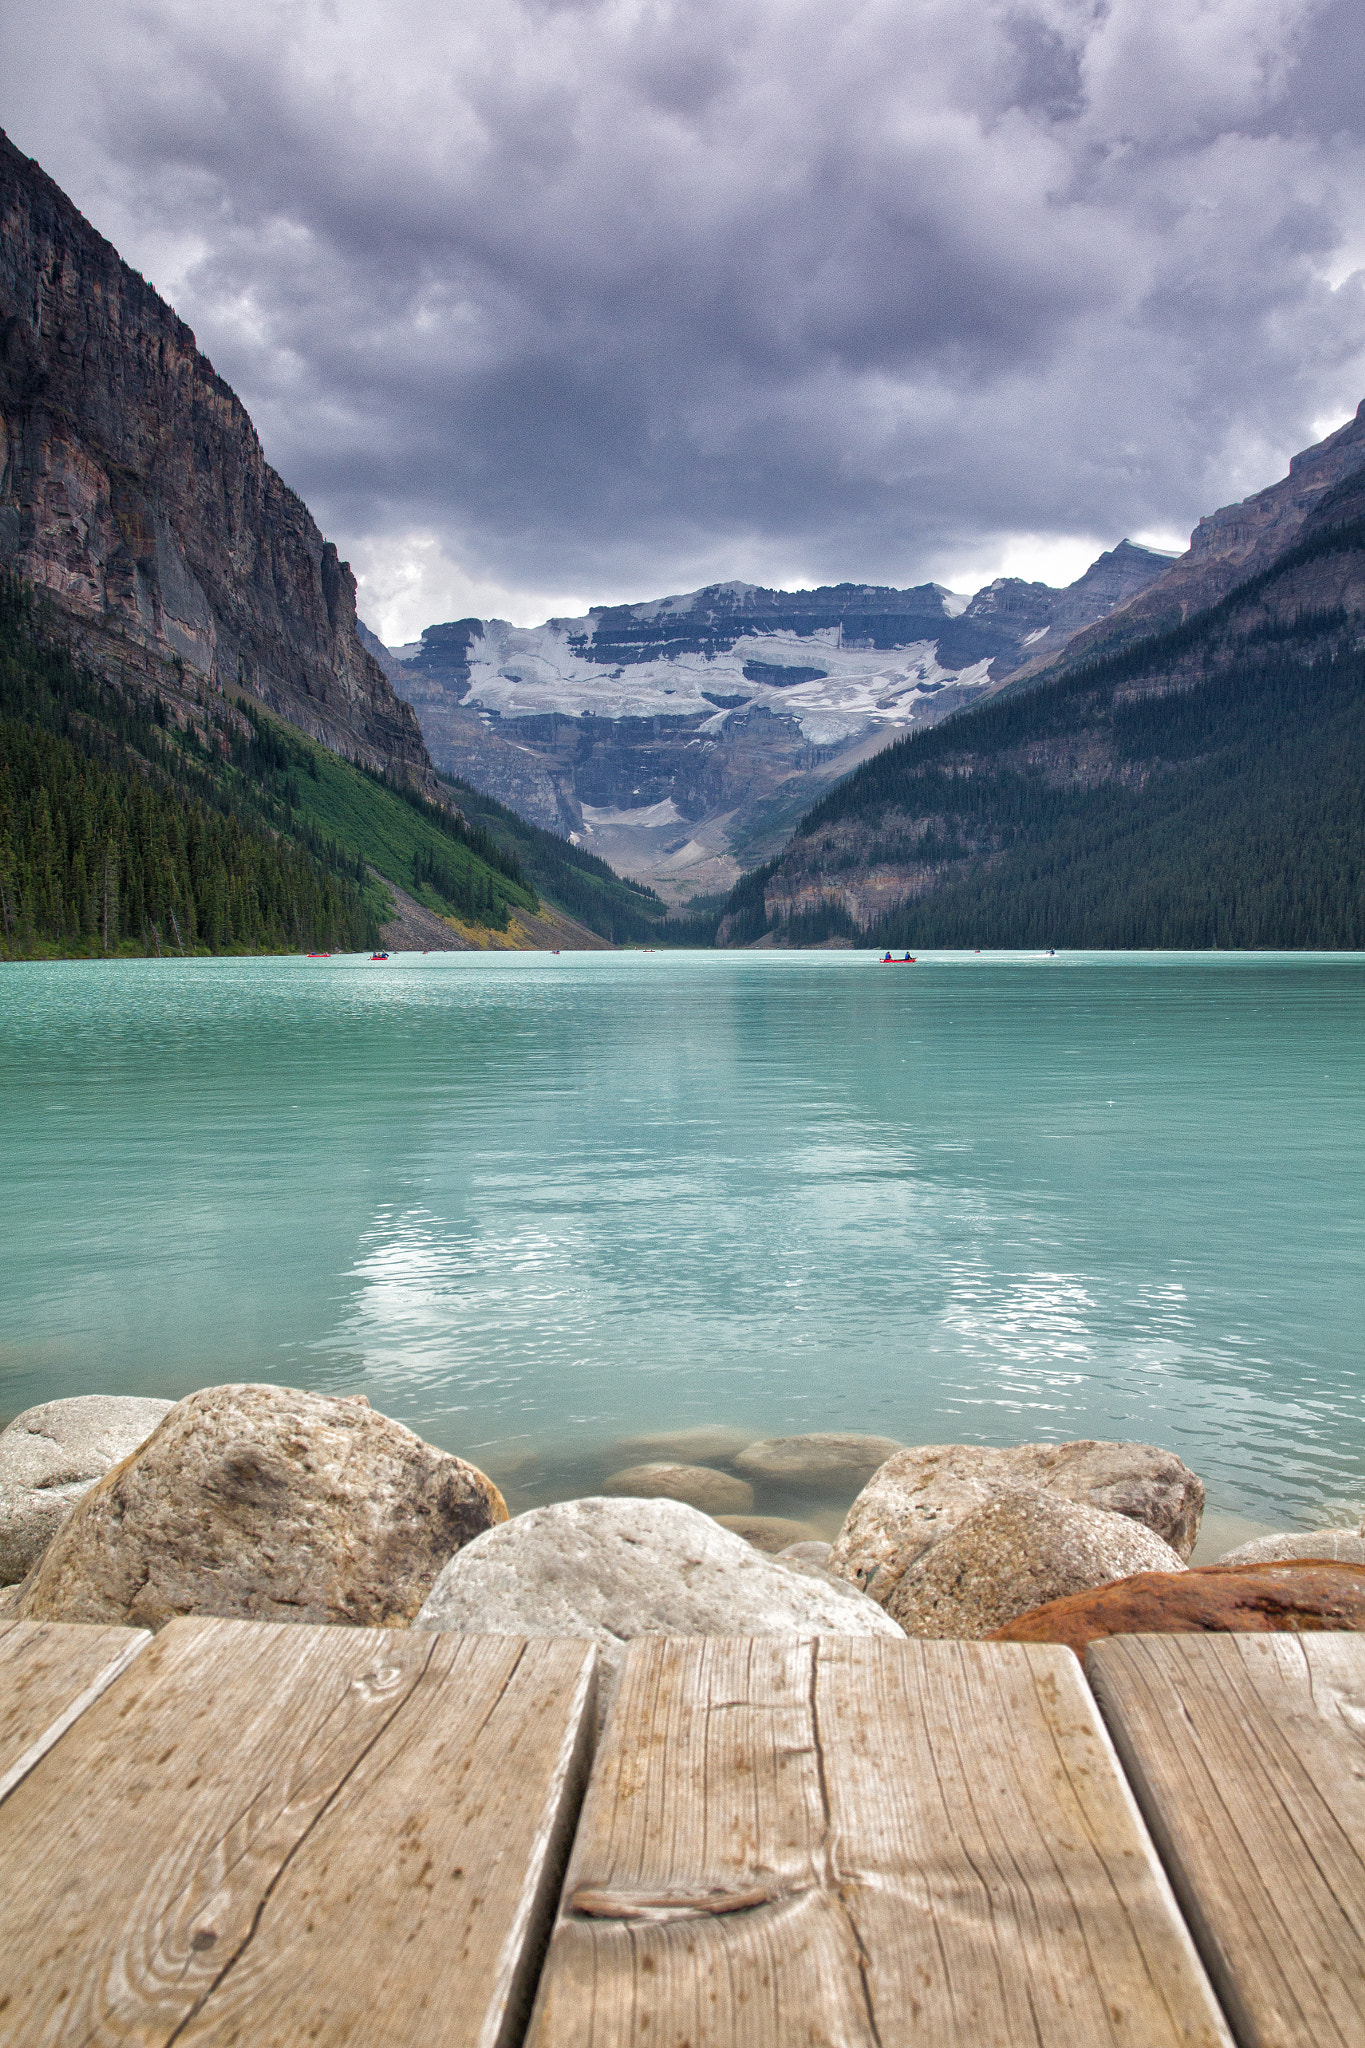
[414,1497,903,1709]
[1214,1529,1365,1567]
[601,1462,755,1515]
[17,1383,506,1630]
[886,1487,1187,1638]
[0,1395,173,1584]
[830,1439,1204,1605]
[734,1432,904,1495]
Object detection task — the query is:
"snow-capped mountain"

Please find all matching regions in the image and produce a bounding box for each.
[373,545,1172,899]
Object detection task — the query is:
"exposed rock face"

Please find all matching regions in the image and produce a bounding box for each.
[413,1496,903,1709]
[1024,402,1365,675]
[601,1462,755,1515]
[989,1560,1365,1654]
[0,132,434,787]
[733,1432,905,1495]
[829,1440,1204,1606]
[0,1394,173,1583]
[884,1488,1186,1638]
[1214,1530,1365,1567]
[17,1383,506,1629]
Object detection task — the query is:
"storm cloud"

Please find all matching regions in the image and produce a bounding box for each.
[4,0,1365,632]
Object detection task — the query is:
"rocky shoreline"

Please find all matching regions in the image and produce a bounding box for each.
[3,1389,1364,1695]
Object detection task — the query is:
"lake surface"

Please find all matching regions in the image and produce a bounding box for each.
[2,950,1362,1540]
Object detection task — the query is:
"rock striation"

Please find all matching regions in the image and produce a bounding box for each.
[829,1439,1203,1606]
[989,1560,1365,1653]
[413,1496,902,1713]
[883,1487,1186,1638]
[17,1383,506,1629]
[0,1394,172,1583]
[0,131,434,787]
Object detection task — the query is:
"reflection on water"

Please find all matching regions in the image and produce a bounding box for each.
[1,948,1362,1530]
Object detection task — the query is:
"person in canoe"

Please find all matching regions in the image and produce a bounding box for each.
[883,951,893,962]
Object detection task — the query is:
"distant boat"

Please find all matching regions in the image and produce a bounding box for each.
[307,951,330,959]
[369,951,390,962]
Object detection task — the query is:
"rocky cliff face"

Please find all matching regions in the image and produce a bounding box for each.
[1010,405,1365,683]
[0,132,433,786]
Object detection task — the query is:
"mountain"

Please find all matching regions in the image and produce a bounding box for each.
[1003,405,1365,688]
[0,134,656,955]
[384,544,1173,900]
[714,419,1365,951]
[0,130,430,789]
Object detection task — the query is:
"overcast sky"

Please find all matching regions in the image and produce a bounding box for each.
[4,0,1365,638]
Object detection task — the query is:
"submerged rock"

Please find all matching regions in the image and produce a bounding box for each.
[0,1395,173,1584]
[604,1427,756,1468]
[1213,1530,1365,1567]
[830,1439,1204,1605]
[716,1514,820,1552]
[734,1432,904,1494]
[989,1560,1365,1653]
[413,1497,903,1710]
[17,1383,506,1629]
[601,1462,754,1515]
[775,1540,834,1569]
[885,1487,1187,1638]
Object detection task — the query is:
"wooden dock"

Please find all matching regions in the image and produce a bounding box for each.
[1,1613,1362,2046]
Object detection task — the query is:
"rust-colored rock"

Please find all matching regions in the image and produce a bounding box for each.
[987,1560,1365,1655]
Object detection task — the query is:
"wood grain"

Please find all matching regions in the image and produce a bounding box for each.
[525,1634,1232,2048]
[1087,1631,1365,2048]
[0,1615,149,1803]
[0,1615,597,2048]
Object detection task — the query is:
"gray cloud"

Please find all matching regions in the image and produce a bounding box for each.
[3,0,1364,629]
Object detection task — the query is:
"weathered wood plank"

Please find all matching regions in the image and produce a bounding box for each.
[0,1615,597,2048]
[1087,1631,1365,2048]
[525,1634,1232,2048]
[0,1615,150,1804]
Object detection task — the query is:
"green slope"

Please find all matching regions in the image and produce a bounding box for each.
[0,578,542,959]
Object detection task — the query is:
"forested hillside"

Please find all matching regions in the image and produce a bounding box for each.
[0,580,547,958]
[716,573,1365,950]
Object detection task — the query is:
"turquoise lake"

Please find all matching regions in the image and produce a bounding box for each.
[2,950,1362,1542]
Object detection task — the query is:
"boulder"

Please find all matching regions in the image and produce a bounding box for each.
[716,1514,819,1552]
[601,1462,754,1515]
[885,1487,1187,1639]
[413,1497,904,1710]
[17,1383,506,1630]
[604,1427,756,1468]
[989,1560,1365,1654]
[1213,1530,1365,1567]
[734,1433,904,1495]
[830,1439,1204,1605]
[0,1395,174,1583]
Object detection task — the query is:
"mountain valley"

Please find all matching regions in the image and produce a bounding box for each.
[371,544,1174,900]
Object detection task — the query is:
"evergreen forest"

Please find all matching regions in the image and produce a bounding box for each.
[0,579,550,958]
[717,603,1365,950]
